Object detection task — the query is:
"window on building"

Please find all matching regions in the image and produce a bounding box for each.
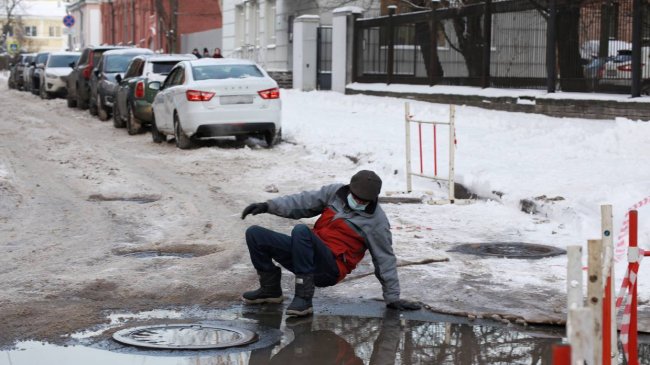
[49,26,61,37]
[24,25,37,37]
[2,24,14,37]
[235,4,245,47]
[246,2,259,45]
[266,0,276,45]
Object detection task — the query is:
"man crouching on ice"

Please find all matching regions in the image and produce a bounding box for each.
[240,170,421,316]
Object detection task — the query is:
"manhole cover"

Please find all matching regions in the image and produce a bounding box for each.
[113,323,258,350]
[451,242,566,259]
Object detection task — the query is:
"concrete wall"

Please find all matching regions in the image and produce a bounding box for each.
[181,29,223,55]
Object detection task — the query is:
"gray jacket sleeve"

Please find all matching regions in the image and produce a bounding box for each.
[266,183,343,219]
[365,212,400,303]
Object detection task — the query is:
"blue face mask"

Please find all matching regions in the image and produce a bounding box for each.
[347,193,368,211]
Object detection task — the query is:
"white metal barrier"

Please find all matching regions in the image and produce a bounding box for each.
[404,102,461,204]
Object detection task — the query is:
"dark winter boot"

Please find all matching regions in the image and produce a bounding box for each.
[286,274,314,316]
[242,267,283,304]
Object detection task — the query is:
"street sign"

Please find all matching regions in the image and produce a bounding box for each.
[8,41,18,54]
[63,15,75,28]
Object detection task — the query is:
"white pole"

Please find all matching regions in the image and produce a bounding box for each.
[601,204,617,361]
[588,239,604,365]
[567,245,584,325]
[448,105,456,203]
[569,307,595,365]
[405,103,412,193]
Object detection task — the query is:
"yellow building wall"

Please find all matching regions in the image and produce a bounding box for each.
[3,17,66,53]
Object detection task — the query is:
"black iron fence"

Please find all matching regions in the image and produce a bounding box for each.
[353,0,650,95]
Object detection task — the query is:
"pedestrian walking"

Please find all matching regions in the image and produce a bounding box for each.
[191,48,202,58]
[212,48,224,58]
[203,47,210,58]
[241,170,421,316]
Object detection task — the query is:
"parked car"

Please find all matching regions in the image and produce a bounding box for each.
[150,58,282,149]
[600,47,650,92]
[39,51,81,99]
[113,53,196,134]
[66,45,126,109]
[16,53,35,91]
[88,48,153,121]
[22,56,35,92]
[583,49,632,81]
[30,52,50,95]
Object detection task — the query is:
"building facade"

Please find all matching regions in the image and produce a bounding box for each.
[221,0,379,84]
[99,0,222,54]
[67,0,103,50]
[0,0,67,53]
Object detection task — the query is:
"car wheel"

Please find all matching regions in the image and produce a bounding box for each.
[113,101,124,128]
[40,83,48,99]
[97,93,109,121]
[77,86,88,110]
[89,92,98,116]
[31,80,39,95]
[151,114,165,143]
[67,91,77,107]
[174,113,194,150]
[264,128,282,148]
[126,104,143,135]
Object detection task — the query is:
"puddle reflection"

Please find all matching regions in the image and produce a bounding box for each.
[1,310,565,365]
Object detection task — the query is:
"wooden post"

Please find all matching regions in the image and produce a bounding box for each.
[405,103,412,192]
[601,204,616,364]
[569,307,595,365]
[588,239,604,365]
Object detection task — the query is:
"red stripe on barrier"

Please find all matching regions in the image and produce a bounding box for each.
[433,125,437,176]
[552,344,571,365]
[418,123,423,174]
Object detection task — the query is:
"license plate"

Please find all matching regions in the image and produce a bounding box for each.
[220,95,254,105]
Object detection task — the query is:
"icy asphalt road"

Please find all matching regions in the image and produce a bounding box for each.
[0,80,636,347]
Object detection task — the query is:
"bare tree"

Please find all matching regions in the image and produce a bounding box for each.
[0,0,24,51]
[154,0,178,52]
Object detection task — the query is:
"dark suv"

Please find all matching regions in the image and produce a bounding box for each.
[66,45,126,109]
[89,47,153,121]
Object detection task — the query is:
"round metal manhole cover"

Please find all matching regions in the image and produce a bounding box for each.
[451,242,566,259]
[113,323,258,350]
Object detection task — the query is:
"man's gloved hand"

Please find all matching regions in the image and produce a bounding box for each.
[241,202,269,219]
[386,299,421,311]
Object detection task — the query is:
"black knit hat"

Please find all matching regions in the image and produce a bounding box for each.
[349,170,382,201]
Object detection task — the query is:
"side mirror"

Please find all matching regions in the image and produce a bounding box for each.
[69,61,75,68]
[149,81,161,90]
[93,68,100,77]
[115,74,122,83]
[30,61,36,66]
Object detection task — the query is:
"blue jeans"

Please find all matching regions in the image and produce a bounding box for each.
[245,224,339,287]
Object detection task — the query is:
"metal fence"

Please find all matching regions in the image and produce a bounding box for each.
[353,0,650,95]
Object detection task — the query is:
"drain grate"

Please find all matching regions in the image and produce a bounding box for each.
[113,323,258,350]
[451,242,566,259]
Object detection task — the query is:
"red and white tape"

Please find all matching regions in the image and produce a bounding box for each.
[616,248,645,362]
[615,197,650,262]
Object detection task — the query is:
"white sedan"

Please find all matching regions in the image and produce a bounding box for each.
[150,58,282,149]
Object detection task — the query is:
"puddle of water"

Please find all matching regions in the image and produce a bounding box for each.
[6,301,650,364]
[451,242,566,259]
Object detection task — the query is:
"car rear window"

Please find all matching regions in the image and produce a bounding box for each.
[48,55,80,68]
[152,61,180,75]
[92,50,104,65]
[192,64,264,81]
[105,55,138,73]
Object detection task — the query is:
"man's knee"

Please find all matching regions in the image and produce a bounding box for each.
[245,225,264,247]
[291,224,311,239]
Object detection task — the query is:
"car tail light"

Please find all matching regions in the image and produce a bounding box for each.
[258,87,280,99]
[82,66,92,80]
[186,90,215,102]
[616,64,644,72]
[135,81,145,99]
